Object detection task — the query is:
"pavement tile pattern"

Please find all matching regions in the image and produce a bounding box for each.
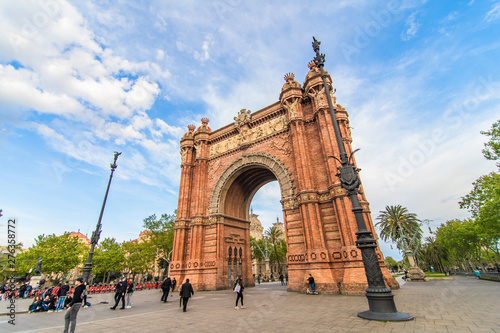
[1,276,499,332]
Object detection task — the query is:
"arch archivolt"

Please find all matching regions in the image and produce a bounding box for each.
[208,152,294,215]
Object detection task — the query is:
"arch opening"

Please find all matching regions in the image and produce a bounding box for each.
[222,167,278,220]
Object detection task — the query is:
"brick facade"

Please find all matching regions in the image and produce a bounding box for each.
[170,62,398,294]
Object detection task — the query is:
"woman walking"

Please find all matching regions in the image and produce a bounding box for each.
[126,279,134,308]
[234,276,245,310]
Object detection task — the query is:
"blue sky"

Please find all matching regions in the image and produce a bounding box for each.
[1,0,499,261]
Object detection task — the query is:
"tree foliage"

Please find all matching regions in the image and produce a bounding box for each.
[93,238,125,282]
[15,233,87,276]
[142,212,176,265]
[481,119,500,167]
[375,205,422,252]
[264,226,285,273]
[122,240,156,276]
[384,256,398,271]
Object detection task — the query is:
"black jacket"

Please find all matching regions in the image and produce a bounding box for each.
[115,280,127,294]
[234,279,244,292]
[69,284,85,306]
[161,278,171,290]
[58,284,69,297]
[179,282,194,298]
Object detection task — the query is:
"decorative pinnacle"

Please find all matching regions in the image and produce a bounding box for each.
[201,118,209,124]
[110,151,121,170]
[307,60,317,69]
[187,124,196,131]
[284,72,295,82]
[312,36,325,68]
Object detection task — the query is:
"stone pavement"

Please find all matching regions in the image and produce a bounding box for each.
[1,276,499,332]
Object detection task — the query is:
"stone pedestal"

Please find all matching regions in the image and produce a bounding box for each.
[408,266,427,281]
[29,275,44,287]
[406,255,427,281]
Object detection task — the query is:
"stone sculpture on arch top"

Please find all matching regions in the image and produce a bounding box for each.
[170,61,398,294]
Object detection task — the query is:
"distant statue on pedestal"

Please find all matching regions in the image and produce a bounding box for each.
[35,257,43,275]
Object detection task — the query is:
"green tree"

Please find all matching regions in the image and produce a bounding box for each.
[481,119,500,167]
[375,205,422,252]
[459,120,500,262]
[269,238,287,267]
[0,243,23,283]
[15,233,87,276]
[251,237,272,262]
[122,240,156,279]
[264,226,284,274]
[459,173,500,217]
[384,256,398,271]
[418,236,448,273]
[142,212,176,275]
[93,238,125,283]
[435,219,484,271]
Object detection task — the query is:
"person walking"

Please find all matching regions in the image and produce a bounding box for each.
[171,277,177,295]
[126,279,134,308]
[161,276,171,302]
[285,273,288,285]
[307,274,315,293]
[279,274,284,286]
[56,281,69,312]
[179,278,194,312]
[63,277,85,333]
[257,274,260,284]
[234,276,245,309]
[110,276,127,310]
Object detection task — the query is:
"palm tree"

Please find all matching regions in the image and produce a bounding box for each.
[264,226,283,274]
[375,205,422,253]
[418,236,448,273]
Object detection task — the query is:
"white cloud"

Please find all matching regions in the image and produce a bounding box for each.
[484,2,500,22]
[0,0,180,189]
[401,11,421,41]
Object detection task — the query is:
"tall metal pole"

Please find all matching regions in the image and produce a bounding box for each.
[81,151,122,283]
[311,37,413,321]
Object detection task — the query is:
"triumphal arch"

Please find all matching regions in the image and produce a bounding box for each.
[170,61,397,294]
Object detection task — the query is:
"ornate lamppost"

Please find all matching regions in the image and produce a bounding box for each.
[311,37,413,321]
[81,151,122,283]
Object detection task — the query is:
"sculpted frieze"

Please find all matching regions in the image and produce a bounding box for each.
[209,115,288,157]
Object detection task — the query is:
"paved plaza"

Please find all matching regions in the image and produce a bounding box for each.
[1,276,499,332]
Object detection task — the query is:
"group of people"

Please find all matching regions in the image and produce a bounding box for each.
[28,281,74,313]
[160,276,177,302]
[109,276,135,310]
[254,273,289,285]
[158,276,196,313]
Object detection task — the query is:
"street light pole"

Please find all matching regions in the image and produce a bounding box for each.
[81,151,122,283]
[311,37,413,321]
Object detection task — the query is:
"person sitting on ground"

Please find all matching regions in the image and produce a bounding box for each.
[40,295,51,311]
[64,294,72,309]
[25,284,33,298]
[29,296,43,313]
[47,294,57,312]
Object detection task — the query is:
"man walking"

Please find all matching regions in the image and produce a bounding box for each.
[179,278,194,312]
[171,277,177,294]
[63,277,85,333]
[110,276,127,310]
[161,276,171,302]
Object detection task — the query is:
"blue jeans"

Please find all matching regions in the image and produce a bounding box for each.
[310,283,315,292]
[56,296,66,311]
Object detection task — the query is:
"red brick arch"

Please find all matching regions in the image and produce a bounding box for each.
[208,152,294,219]
[170,64,398,294]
